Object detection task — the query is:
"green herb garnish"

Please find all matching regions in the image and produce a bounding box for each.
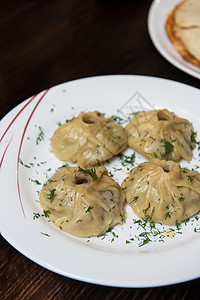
[78,166,99,181]
[118,153,136,167]
[178,194,184,202]
[164,211,172,220]
[29,178,42,185]
[33,212,40,220]
[40,232,50,237]
[130,196,139,204]
[36,126,45,145]
[42,210,51,218]
[85,206,94,213]
[47,188,57,202]
[187,175,193,182]
[111,115,125,125]
[161,139,173,160]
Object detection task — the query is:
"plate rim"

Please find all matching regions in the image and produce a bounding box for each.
[1,74,200,288]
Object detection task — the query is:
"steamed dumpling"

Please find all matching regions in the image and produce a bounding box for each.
[39,166,126,237]
[51,111,128,168]
[125,109,196,161]
[122,158,200,225]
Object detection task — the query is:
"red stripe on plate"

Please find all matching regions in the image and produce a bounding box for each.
[0,135,14,168]
[17,89,50,219]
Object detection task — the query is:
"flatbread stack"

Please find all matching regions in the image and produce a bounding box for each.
[166,0,200,68]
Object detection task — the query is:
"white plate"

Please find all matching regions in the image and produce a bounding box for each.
[1,75,200,288]
[148,0,200,79]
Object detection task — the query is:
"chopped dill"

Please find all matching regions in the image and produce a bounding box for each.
[85,206,94,213]
[47,188,57,202]
[42,210,51,218]
[78,166,99,181]
[118,153,136,167]
[161,139,173,160]
[76,220,82,223]
[138,232,152,247]
[164,211,172,220]
[29,178,42,185]
[58,163,70,168]
[66,117,75,123]
[56,121,62,127]
[178,194,184,202]
[187,175,193,182]
[33,212,40,220]
[111,115,125,125]
[190,131,196,149]
[36,126,45,145]
[130,196,139,204]
[143,202,150,214]
[40,232,50,237]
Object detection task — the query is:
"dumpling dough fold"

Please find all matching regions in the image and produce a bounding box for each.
[51,111,128,168]
[39,166,126,237]
[122,158,200,225]
[125,109,195,161]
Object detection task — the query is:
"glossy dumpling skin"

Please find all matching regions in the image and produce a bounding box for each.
[125,109,196,161]
[39,166,126,237]
[121,158,200,225]
[51,111,128,168]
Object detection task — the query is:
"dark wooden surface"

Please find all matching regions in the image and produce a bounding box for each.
[0,0,199,299]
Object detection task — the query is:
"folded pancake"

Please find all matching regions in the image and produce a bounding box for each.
[39,166,126,237]
[166,0,200,68]
[122,158,200,225]
[125,109,196,162]
[51,111,128,168]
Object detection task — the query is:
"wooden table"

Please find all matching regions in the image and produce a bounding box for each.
[0,0,199,299]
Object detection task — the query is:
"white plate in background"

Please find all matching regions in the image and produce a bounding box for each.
[148,0,200,79]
